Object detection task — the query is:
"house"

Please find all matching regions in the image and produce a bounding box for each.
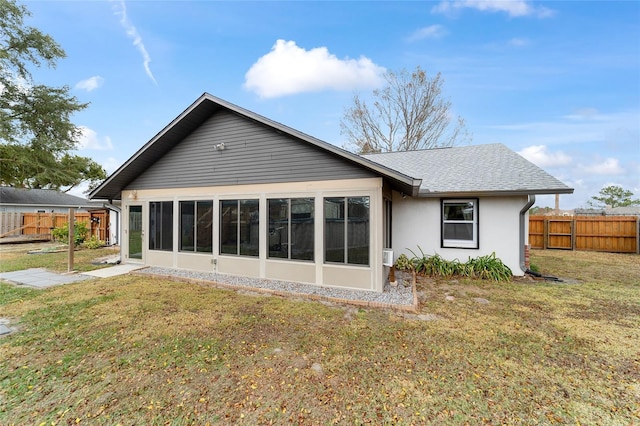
[90,93,573,292]
[0,187,99,214]
[0,187,120,244]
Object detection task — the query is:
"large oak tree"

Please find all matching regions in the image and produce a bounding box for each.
[0,0,106,192]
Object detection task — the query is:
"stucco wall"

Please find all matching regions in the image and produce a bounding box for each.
[391,192,529,276]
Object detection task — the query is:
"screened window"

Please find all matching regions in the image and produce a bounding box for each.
[268,198,314,261]
[149,201,173,251]
[442,199,478,249]
[220,199,259,256]
[180,201,213,253]
[324,197,370,266]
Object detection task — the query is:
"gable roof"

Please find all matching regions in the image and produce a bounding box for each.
[90,93,421,200]
[0,187,97,208]
[364,144,574,197]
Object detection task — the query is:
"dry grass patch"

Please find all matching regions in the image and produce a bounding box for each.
[0,242,119,273]
[1,250,639,424]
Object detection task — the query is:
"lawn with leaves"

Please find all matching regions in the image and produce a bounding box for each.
[0,243,119,273]
[0,250,638,424]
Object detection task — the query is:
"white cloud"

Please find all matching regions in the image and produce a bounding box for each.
[244,40,386,98]
[406,25,448,42]
[75,76,104,92]
[111,0,157,85]
[578,158,624,176]
[432,0,555,18]
[77,126,114,151]
[518,145,572,168]
[508,37,530,47]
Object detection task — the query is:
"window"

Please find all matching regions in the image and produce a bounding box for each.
[268,198,314,261]
[442,199,478,249]
[180,201,213,253]
[220,199,259,256]
[324,197,370,266]
[149,201,173,251]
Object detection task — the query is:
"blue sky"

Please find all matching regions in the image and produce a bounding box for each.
[26,0,640,208]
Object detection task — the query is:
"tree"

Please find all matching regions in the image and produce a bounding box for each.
[340,66,470,154]
[0,0,106,192]
[589,185,640,208]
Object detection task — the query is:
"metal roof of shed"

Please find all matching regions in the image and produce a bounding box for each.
[0,187,97,208]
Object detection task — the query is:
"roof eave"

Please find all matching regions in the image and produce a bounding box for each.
[416,188,575,198]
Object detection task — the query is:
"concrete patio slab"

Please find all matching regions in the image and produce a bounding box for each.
[0,268,89,288]
[82,264,145,278]
[0,264,146,288]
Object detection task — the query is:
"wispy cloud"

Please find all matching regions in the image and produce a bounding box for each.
[406,25,448,42]
[111,0,157,85]
[508,37,531,47]
[77,126,114,151]
[432,0,555,18]
[75,76,104,92]
[518,145,572,168]
[578,158,625,176]
[244,40,386,98]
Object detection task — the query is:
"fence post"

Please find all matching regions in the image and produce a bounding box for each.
[68,208,75,273]
[571,217,576,251]
[637,217,640,255]
[543,218,548,250]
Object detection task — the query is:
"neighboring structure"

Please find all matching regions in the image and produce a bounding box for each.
[575,207,640,217]
[90,93,573,292]
[0,187,120,244]
[0,187,98,214]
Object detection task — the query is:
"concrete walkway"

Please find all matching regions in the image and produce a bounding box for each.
[0,264,145,288]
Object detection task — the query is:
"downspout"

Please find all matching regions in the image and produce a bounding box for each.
[519,195,535,274]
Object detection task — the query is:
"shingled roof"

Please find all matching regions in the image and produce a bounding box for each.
[364,143,573,197]
[0,187,97,208]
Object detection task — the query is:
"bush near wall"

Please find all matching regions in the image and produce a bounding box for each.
[395,248,512,282]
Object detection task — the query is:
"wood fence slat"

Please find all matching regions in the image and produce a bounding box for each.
[530,215,638,254]
[1,211,109,242]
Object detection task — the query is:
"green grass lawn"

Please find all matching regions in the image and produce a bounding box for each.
[0,249,638,424]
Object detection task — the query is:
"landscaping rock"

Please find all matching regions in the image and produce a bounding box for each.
[472,297,490,305]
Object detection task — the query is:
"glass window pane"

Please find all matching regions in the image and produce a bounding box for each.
[324,197,345,263]
[444,202,474,221]
[291,198,314,261]
[220,200,238,254]
[180,201,195,252]
[240,200,259,256]
[150,201,173,251]
[443,223,474,240]
[268,199,288,258]
[196,201,213,253]
[347,197,369,265]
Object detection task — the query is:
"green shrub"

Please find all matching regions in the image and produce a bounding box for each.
[404,247,512,282]
[394,254,413,271]
[83,235,105,249]
[51,221,90,246]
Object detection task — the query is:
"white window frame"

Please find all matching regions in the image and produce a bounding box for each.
[441,198,478,249]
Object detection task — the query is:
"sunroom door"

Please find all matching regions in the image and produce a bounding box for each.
[128,205,143,261]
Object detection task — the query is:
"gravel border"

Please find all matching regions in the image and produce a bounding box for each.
[137,267,416,310]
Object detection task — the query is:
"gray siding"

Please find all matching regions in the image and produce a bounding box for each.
[127,110,375,189]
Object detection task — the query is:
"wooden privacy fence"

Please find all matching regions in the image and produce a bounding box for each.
[529,215,639,254]
[0,211,109,242]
